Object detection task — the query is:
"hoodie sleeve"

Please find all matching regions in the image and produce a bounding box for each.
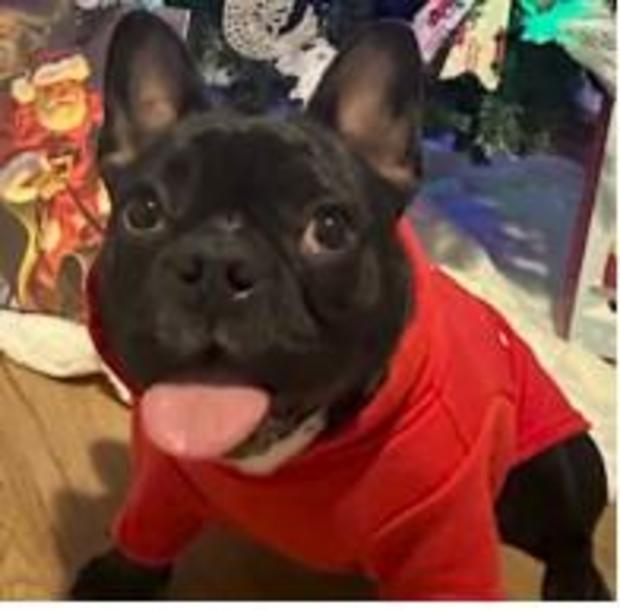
[368,485,504,599]
[111,414,211,567]
[363,414,508,600]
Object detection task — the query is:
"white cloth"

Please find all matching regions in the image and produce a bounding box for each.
[0,309,100,377]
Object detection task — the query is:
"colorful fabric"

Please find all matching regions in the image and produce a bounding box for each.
[440,0,512,90]
[0,54,108,316]
[0,2,189,323]
[412,0,477,63]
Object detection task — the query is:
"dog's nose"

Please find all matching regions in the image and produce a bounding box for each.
[175,251,259,300]
[224,259,257,298]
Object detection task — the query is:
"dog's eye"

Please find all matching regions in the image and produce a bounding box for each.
[123,198,166,235]
[302,206,352,255]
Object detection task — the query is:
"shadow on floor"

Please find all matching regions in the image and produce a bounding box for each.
[54,439,130,595]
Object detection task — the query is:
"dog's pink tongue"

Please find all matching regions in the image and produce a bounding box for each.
[140,382,269,460]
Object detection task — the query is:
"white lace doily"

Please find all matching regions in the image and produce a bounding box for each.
[222,0,336,102]
[223,0,327,58]
[224,0,298,60]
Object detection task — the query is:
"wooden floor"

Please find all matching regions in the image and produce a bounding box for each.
[0,356,615,600]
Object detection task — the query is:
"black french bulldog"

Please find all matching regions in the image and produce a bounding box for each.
[71,11,611,600]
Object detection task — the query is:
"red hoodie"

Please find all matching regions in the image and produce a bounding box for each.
[87,219,589,600]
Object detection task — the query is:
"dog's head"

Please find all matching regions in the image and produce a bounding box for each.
[95,11,424,463]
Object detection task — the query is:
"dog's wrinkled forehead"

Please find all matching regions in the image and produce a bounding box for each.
[117,112,370,222]
[155,114,352,186]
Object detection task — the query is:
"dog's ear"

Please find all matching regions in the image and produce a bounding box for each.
[306,21,424,196]
[98,11,207,167]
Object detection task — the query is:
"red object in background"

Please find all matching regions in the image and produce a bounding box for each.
[603,253,616,291]
[87,219,589,599]
[554,94,614,339]
[0,50,108,318]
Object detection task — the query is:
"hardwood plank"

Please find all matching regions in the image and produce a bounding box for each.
[0,358,128,599]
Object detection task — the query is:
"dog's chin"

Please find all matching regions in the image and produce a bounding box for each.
[225,397,325,461]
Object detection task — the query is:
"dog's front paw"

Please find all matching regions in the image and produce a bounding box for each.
[70,548,172,600]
